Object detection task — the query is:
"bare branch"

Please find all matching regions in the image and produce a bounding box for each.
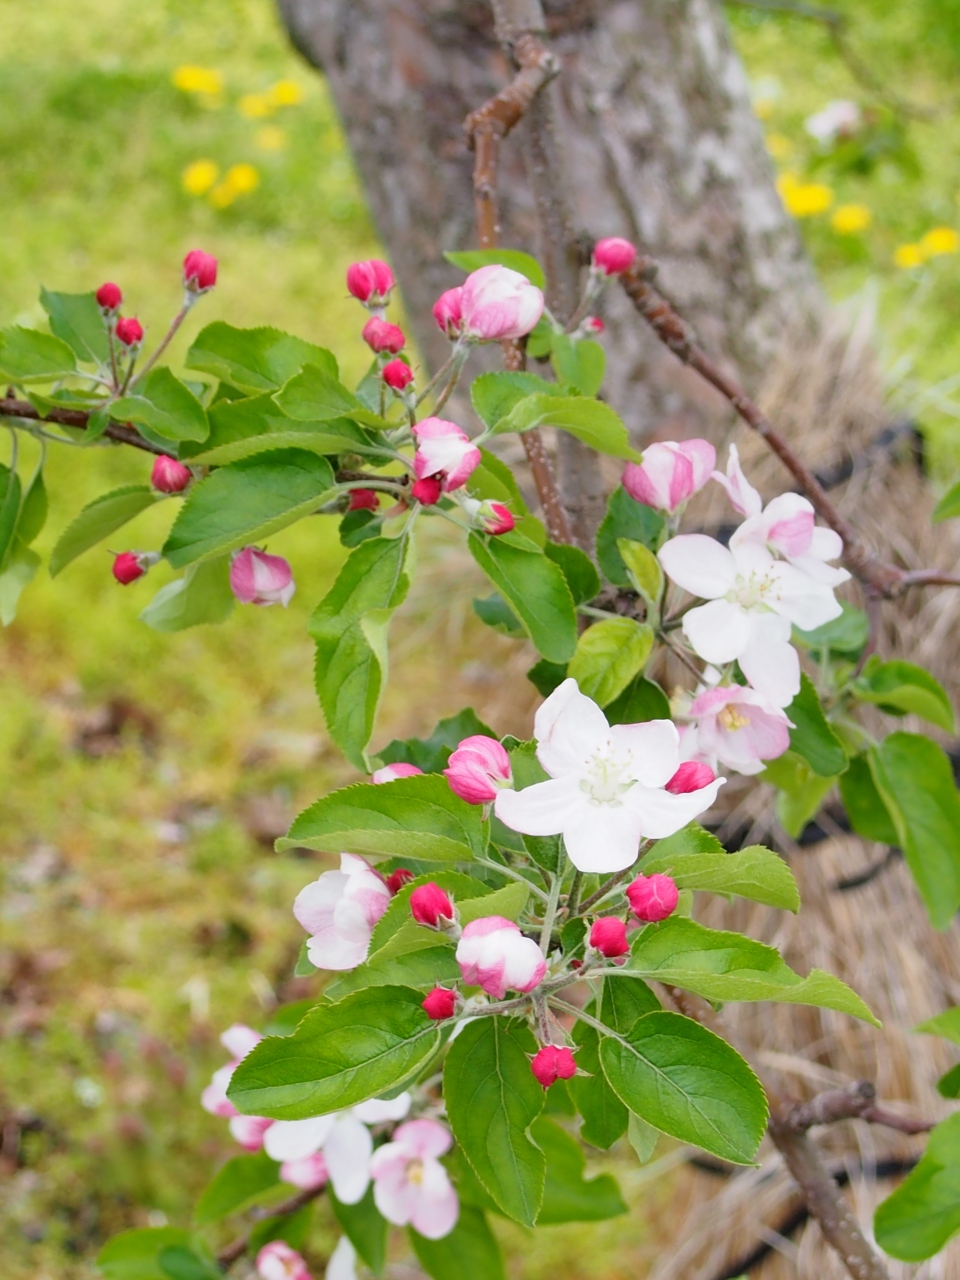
[0,394,165,456]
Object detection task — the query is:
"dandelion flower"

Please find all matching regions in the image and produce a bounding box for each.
[765,134,793,160]
[894,243,926,269]
[832,204,872,235]
[778,177,834,219]
[225,163,260,194]
[255,126,287,152]
[182,159,220,196]
[921,227,960,257]
[239,93,274,120]
[172,66,223,97]
[209,182,238,209]
[269,80,304,107]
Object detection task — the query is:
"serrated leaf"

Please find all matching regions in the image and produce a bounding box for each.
[468,531,577,663]
[0,326,77,381]
[444,249,545,288]
[194,1151,280,1224]
[785,673,848,777]
[185,323,338,394]
[139,557,235,632]
[0,464,22,570]
[50,485,159,576]
[532,1117,626,1223]
[470,372,561,430]
[639,844,800,911]
[491,394,641,462]
[526,658,568,698]
[411,1205,505,1280]
[596,487,663,587]
[567,618,653,707]
[112,368,209,443]
[544,541,601,605]
[157,1246,220,1280]
[937,1064,960,1098]
[274,362,390,430]
[550,333,605,397]
[378,708,496,774]
[854,657,955,732]
[40,288,109,365]
[600,975,661,1034]
[875,1113,960,1260]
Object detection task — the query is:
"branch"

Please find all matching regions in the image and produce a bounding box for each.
[217,1185,325,1269]
[0,395,165,456]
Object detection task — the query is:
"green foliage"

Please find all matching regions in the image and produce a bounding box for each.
[273,360,389,429]
[915,1007,960,1046]
[49,484,159,575]
[605,674,671,724]
[467,531,577,663]
[40,288,109,365]
[617,539,664,614]
[549,333,605,397]
[596,487,663,587]
[97,1229,198,1280]
[444,249,545,288]
[474,592,525,637]
[112,368,210,443]
[0,326,77,380]
[543,541,601,605]
[794,604,870,657]
[140,556,235,631]
[411,1206,505,1280]
[786,673,847,776]
[569,1020,628,1150]
[531,1117,626,1223]
[875,1114,960,1261]
[762,750,839,838]
[185,323,337,394]
[469,372,560,430]
[186,399,379,467]
[932,480,960,521]
[193,1151,279,1225]
[853,656,955,731]
[331,1185,389,1275]
[490,394,641,462]
[639,844,800,911]
[838,753,900,844]
[378,707,496,773]
[567,618,653,708]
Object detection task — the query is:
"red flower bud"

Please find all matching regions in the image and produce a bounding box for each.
[592,237,637,276]
[422,987,458,1021]
[151,455,192,494]
[411,476,442,506]
[362,317,405,354]
[589,916,630,958]
[665,761,716,794]
[530,1045,577,1088]
[346,259,395,305]
[432,287,464,338]
[385,868,415,896]
[382,358,414,391]
[348,488,380,512]
[112,551,149,585]
[626,873,679,923]
[115,316,144,347]
[96,282,122,311]
[410,882,454,928]
[583,316,605,334]
[183,249,218,292]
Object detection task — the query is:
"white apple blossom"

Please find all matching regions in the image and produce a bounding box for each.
[369,1119,459,1239]
[293,854,392,971]
[326,1237,358,1280]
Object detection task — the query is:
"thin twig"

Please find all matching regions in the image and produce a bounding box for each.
[0,395,165,455]
[216,1185,325,1268]
[133,304,191,385]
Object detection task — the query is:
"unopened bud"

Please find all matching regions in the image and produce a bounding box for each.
[432,287,464,339]
[96,282,123,312]
[229,547,295,607]
[112,551,157,585]
[348,489,380,512]
[410,882,454,928]
[626,873,679,923]
[422,987,458,1021]
[151,455,192,494]
[183,249,218,293]
[530,1045,577,1088]
[462,497,515,536]
[362,317,405,354]
[444,735,512,804]
[665,761,716,794]
[346,259,395,306]
[115,316,144,347]
[589,916,630,958]
[382,358,414,391]
[592,237,637,276]
[385,867,415,895]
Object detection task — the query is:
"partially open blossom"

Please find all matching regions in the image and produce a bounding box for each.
[346,260,395,306]
[294,853,391,971]
[382,358,414,391]
[112,551,158,584]
[626,873,679,923]
[410,882,454,928]
[362,317,405,354]
[280,1152,328,1191]
[455,916,546,999]
[370,1119,459,1239]
[151,455,192,494]
[183,249,218,292]
[115,316,144,347]
[459,265,544,341]
[494,679,724,873]
[422,986,458,1020]
[684,684,791,776]
[386,867,415,895]
[96,282,122,312]
[461,497,515,536]
[665,760,716,794]
[444,735,512,804]
[530,1045,577,1088]
[221,1023,261,1059]
[622,439,716,513]
[432,287,464,338]
[230,1114,274,1151]
[411,476,443,506]
[230,547,295,607]
[592,237,637,275]
[412,417,481,492]
[371,762,423,784]
[589,916,630,959]
[348,488,380,512]
[256,1241,312,1280]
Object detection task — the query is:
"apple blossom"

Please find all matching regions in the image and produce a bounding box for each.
[494,679,725,873]
[183,249,218,293]
[115,316,143,347]
[385,867,416,894]
[622,439,716,513]
[460,497,515,536]
[410,882,454,927]
[626,873,679,923]
[455,916,546,999]
[371,762,423,784]
[592,237,637,275]
[685,684,792,775]
[96,282,122,311]
[348,488,380,512]
[151,455,192,494]
[412,417,481,493]
[280,1152,328,1190]
[411,476,442,505]
[256,1241,311,1280]
[459,265,544,341]
[326,1237,358,1280]
[230,1114,274,1151]
[530,1045,577,1088]
[220,1023,262,1059]
[369,1119,459,1239]
[432,287,464,338]
[665,760,716,794]
[444,735,512,804]
[346,259,395,306]
[382,358,414,391]
[422,987,458,1020]
[589,916,630,958]
[111,551,158,585]
[229,548,296,607]
[362,317,405,354]
[805,100,860,145]
[294,854,391,970]
[201,1063,239,1118]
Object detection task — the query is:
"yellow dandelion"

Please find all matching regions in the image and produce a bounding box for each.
[238,93,274,120]
[255,126,287,152]
[921,227,960,257]
[754,99,775,121]
[894,243,926,269]
[224,163,260,194]
[209,182,238,209]
[172,65,223,97]
[781,181,834,219]
[269,79,304,107]
[765,133,793,160]
[182,159,220,196]
[831,204,872,235]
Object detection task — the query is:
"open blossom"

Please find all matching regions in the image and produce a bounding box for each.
[459,265,544,341]
[202,1024,274,1149]
[684,684,791,775]
[805,99,860,145]
[294,854,391,971]
[371,762,423,784]
[370,1119,459,1240]
[256,1241,311,1280]
[230,1115,274,1151]
[280,1152,328,1190]
[622,439,716,513]
[444,735,512,804]
[230,548,295,607]
[530,1045,577,1088]
[494,679,724,873]
[412,417,481,493]
[455,916,546,998]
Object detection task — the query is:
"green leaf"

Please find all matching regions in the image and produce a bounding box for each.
[651,823,723,857]
[762,751,838,838]
[40,288,109,364]
[605,675,671,725]
[567,618,653,707]
[596,487,664,587]
[598,1010,768,1164]
[228,985,441,1120]
[309,536,411,770]
[868,733,960,930]
[639,845,800,912]
[543,541,601,606]
[444,249,545,288]
[378,708,496,774]
[194,1151,280,1224]
[915,1007,960,1047]
[933,480,960,522]
[280,773,485,861]
[467,531,577,663]
[0,546,40,625]
[467,447,543,545]
[854,657,955,732]
[265,999,316,1036]
[625,917,879,1024]
[274,362,390,430]
[187,396,379,466]
[474,593,525,637]
[50,485,159,576]
[139,557,235,631]
[491,394,641,462]
[527,659,569,698]
[470,372,560,430]
[874,1113,960,1261]
[164,449,335,568]
[0,326,77,381]
[793,603,869,657]
[0,464,22,569]
[600,975,661,1035]
[785,674,847,777]
[185,323,338,394]
[550,333,605,397]
[569,1019,628,1150]
[617,538,663,606]
[411,1206,505,1280]
[937,1063,960,1098]
[328,943,461,998]
[157,1246,219,1280]
[838,753,899,844]
[18,467,47,547]
[112,369,209,444]
[627,1111,660,1164]
[532,1117,626,1223]
[97,1229,195,1280]
[443,1018,545,1226]
[331,1184,388,1276]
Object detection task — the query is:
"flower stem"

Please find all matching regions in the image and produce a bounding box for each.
[131,303,191,388]
[475,857,550,905]
[538,859,564,955]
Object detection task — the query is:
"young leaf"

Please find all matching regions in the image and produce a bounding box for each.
[915,1007,960,1047]
[0,327,77,381]
[49,485,160,576]
[600,975,661,1034]
[157,1245,220,1280]
[569,1021,628,1150]
[853,657,955,732]
[444,248,545,288]
[470,372,559,430]
[605,675,671,725]
[40,288,109,365]
[331,1184,389,1276]
[933,481,960,523]
[187,398,379,467]
[762,751,838,839]
[549,333,605,397]
[874,1113,960,1261]
[139,557,235,632]
[411,1206,505,1280]
[0,546,40,625]
[467,531,577,663]
[327,942,460,998]
[544,541,601,605]
[112,369,209,443]
[194,1151,280,1224]
[443,1017,545,1226]
[937,1064,960,1099]
[567,618,654,707]
[227,985,441,1119]
[627,1112,660,1164]
[97,1229,196,1280]
[18,467,47,547]
[0,464,22,569]
[531,1117,626,1223]
[377,707,497,774]
[596,487,663,587]
[651,823,724,857]
[491,394,641,462]
[639,844,800,912]
[474,593,525,637]
[793,603,869,657]
[274,362,390,430]
[185,323,338,394]
[527,658,569,698]
[617,538,663,606]
[785,674,847,777]
[838,753,899,845]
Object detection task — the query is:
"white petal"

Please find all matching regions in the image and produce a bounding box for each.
[533,678,608,777]
[658,535,737,599]
[326,1236,358,1280]
[739,632,800,708]
[609,720,680,789]
[352,1092,412,1124]
[625,777,725,838]
[765,562,844,630]
[808,525,844,562]
[494,778,582,836]
[263,1115,336,1162]
[682,599,754,664]
[562,803,645,873]
[306,923,372,972]
[325,1115,373,1205]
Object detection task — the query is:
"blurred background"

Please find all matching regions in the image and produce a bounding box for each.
[1,0,959,1275]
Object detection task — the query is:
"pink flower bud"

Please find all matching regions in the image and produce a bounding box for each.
[530,1045,577,1088]
[256,1241,312,1280]
[115,316,144,347]
[346,259,395,305]
[151,455,192,494]
[626,873,679,923]
[460,265,544,341]
[444,735,512,804]
[463,498,515,536]
[589,916,630,958]
[622,440,716,514]
[411,476,443,506]
[583,316,605,334]
[183,249,218,293]
[371,762,424,784]
[96,282,122,311]
[112,551,154,585]
[229,547,295,607]
[422,987,458,1021]
[348,488,380,512]
[432,287,464,338]
[592,237,637,276]
[410,882,454,928]
[279,1152,328,1191]
[385,867,415,895]
[455,916,546,998]
[665,760,716,794]
[362,317,405,354]
[382,358,414,391]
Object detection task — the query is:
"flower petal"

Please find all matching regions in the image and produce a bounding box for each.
[682,599,754,664]
[658,535,737,599]
[562,803,646,873]
[393,1118,453,1160]
[738,623,800,708]
[609,720,680,789]
[325,1115,373,1205]
[533,678,608,777]
[625,776,725,838]
[494,777,582,837]
[411,1160,460,1239]
[352,1093,411,1125]
[326,1236,358,1280]
[263,1115,336,1162]
[765,562,844,630]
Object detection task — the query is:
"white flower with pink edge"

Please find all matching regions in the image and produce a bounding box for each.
[459,265,544,341]
[369,1119,459,1239]
[294,854,391,971]
[201,1024,274,1150]
[256,1240,311,1280]
[683,684,792,776]
[411,417,481,493]
[455,916,547,999]
[622,439,716,514]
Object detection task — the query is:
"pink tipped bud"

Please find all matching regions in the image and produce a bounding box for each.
[410,882,454,928]
[96,282,122,311]
[183,249,218,292]
[385,867,415,895]
[346,259,395,305]
[229,547,295,607]
[622,439,716,514]
[382,358,414,391]
[592,237,637,276]
[432,287,464,338]
[112,551,152,585]
[371,762,424,784]
[411,476,443,506]
[422,987,458,1021]
[460,266,544,341]
[151,455,192,494]
[444,735,512,804]
[582,316,605,334]
[530,1045,577,1088]
[626,873,679,923]
[362,317,405,354]
[665,760,716,794]
[348,488,380,512]
[115,316,144,347]
[467,499,514,536]
[589,916,630,958]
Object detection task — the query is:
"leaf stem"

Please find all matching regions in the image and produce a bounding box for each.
[475,857,550,904]
[538,857,564,954]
